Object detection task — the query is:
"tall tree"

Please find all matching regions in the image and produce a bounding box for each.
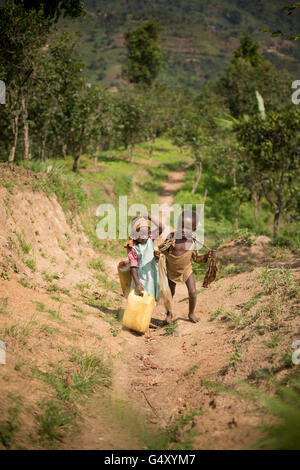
[237,109,300,238]
[122,20,164,88]
[219,34,290,118]
[0,2,51,163]
[15,0,86,21]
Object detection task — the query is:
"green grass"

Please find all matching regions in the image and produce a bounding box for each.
[203,368,300,450]
[3,319,36,345]
[163,319,178,336]
[89,258,106,271]
[16,231,32,254]
[18,278,30,288]
[36,399,74,445]
[31,350,112,446]
[24,257,36,272]
[0,405,21,449]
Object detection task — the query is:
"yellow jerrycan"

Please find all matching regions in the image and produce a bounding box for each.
[122,290,155,334]
[117,260,131,297]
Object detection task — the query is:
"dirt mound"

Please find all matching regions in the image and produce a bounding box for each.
[217,236,272,265]
[0,184,96,292]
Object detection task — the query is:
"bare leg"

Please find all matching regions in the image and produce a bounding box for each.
[185,273,199,323]
[166,278,176,323]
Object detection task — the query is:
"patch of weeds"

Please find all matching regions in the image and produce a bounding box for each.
[110,326,120,337]
[266,336,281,349]
[24,257,36,272]
[2,181,14,194]
[279,353,294,369]
[89,258,106,271]
[233,228,255,246]
[95,273,119,292]
[39,325,60,337]
[44,273,60,282]
[72,304,84,313]
[16,231,31,254]
[50,295,64,303]
[47,308,62,321]
[229,342,242,369]
[204,369,300,450]
[33,351,111,405]
[71,314,83,321]
[46,283,59,293]
[164,408,205,450]
[242,295,260,312]
[46,284,70,296]
[163,319,178,336]
[209,307,223,322]
[18,278,30,288]
[33,301,45,312]
[183,365,199,377]
[76,283,90,294]
[69,349,112,394]
[258,267,298,298]
[220,308,244,327]
[1,269,10,280]
[3,319,35,345]
[0,405,21,448]
[36,399,74,445]
[228,283,239,295]
[219,264,247,278]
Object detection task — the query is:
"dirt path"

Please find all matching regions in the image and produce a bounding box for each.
[1,163,298,450]
[67,164,267,450]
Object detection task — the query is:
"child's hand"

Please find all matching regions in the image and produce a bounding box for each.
[154,249,160,259]
[135,283,144,296]
[208,249,216,259]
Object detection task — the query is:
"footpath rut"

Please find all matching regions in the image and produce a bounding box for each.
[67,163,264,450]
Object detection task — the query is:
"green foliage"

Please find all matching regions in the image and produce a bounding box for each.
[163,319,178,336]
[17,0,86,22]
[67,1,300,88]
[37,399,74,444]
[0,405,21,449]
[122,20,164,88]
[237,108,300,237]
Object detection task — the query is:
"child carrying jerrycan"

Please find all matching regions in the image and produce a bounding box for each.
[122,215,163,333]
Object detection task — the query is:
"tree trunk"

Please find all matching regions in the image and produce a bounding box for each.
[129,136,135,163]
[40,128,48,161]
[234,204,240,231]
[8,114,19,164]
[203,188,208,205]
[191,155,202,194]
[72,154,80,172]
[148,135,155,162]
[273,211,280,238]
[62,144,67,159]
[22,95,31,160]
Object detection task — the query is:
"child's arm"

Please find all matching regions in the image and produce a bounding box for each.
[192,249,216,264]
[127,247,144,295]
[130,267,144,296]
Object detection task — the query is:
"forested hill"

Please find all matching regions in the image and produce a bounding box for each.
[66,0,300,88]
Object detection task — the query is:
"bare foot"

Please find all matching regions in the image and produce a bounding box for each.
[166,312,174,324]
[188,313,199,323]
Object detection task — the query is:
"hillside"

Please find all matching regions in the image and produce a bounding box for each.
[65,0,300,88]
[1,142,299,450]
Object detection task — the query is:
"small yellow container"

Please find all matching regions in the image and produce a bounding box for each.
[117,260,131,297]
[122,290,155,334]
